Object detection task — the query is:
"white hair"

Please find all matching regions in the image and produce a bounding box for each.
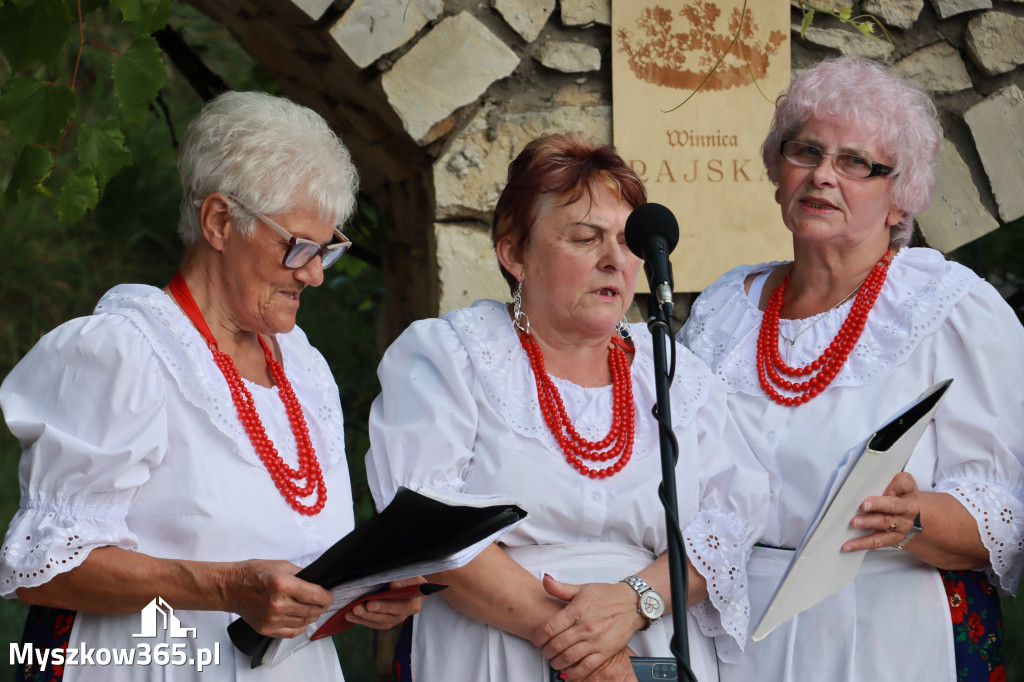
[177,91,359,244]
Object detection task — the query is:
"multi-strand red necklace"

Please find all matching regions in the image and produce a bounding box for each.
[519,331,635,478]
[169,271,326,515]
[756,251,891,406]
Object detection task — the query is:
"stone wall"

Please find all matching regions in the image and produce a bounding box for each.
[186,0,1024,347]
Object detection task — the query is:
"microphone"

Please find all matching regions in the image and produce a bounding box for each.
[625,202,679,309]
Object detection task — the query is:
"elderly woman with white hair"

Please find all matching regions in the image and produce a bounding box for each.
[0,91,421,681]
[680,56,1024,681]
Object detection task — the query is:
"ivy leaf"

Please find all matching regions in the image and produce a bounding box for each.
[0,0,73,72]
[3,144,51,208]
[0,77,77,147]
[111,35,167,123]
[77,119,133,190]
[838,6,853,22]
[800,9,815,39]
[111,0,172,35]
[57,167,99,224]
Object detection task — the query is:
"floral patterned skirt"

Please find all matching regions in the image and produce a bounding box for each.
[941,569,1005,681]
[390,569,1005,682]
[16,606,75,681]
[390,616,413,682]
[15,570,1006,682]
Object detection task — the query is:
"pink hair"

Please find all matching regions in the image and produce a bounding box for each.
[761,56,940,247]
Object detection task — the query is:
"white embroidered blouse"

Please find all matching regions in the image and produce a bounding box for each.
[680,247,1024,681]
[0,284,354,681]
[365,300,769,680]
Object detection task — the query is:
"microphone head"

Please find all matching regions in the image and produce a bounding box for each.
[624,202,680,259]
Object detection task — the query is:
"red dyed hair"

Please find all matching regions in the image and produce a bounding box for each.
[491,132,647,292]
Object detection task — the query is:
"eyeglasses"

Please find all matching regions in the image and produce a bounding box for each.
[196,196,352,269]
[780,140,894,179]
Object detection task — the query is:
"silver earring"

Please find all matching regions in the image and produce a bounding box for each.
[512,280,530,334]
[615,316,630,339]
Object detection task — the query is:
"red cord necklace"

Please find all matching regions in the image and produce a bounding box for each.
[519,332,635,478]
[756,251,891,406]
[169,271,326,515]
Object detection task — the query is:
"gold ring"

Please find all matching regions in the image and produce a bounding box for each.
[888,519,898,532]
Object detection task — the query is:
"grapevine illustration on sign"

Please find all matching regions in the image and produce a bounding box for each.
[616,2,787,92]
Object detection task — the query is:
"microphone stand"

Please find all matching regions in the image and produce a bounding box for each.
[645,292,694,681]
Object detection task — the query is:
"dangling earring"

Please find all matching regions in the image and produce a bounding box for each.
[615,316,630,340]
[512,280,530,334]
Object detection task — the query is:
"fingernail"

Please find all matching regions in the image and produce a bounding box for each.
[543,573,553,581]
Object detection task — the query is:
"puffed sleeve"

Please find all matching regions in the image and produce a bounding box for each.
[678,352,769,661]
[0,313,167,597]
[365,317,480,511]
[928,283,1024,594]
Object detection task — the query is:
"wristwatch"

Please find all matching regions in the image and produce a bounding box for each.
[894,512,923,550]
[620,575,665,631]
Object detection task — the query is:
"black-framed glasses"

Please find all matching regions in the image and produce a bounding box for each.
[780,140,894,179]
[207,196,352,269]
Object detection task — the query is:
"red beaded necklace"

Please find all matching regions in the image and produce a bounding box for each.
[519,331,635,478]
[756,251,891,406]
[169,271,326,515]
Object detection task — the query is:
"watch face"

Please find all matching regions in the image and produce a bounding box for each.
[640,590,666,620]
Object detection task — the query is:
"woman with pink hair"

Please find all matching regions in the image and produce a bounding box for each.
[680,56,1024,681]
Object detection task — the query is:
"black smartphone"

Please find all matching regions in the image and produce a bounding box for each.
[550,657,678,681]
[630,657,678,680]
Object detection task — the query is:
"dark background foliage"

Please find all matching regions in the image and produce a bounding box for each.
[0,5,388,678]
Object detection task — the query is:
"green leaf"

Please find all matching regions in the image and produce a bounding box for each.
[3,144,51,207]
[838,6,853,22]
[858,21,875,35]
[81,0,113,17]
[56,167,99,223]
[800,9,815,38]
[0,0,72,72]
[0,77,77,147]
[111,35,167,123]
[77,119,133,190]
[111,0,171,35]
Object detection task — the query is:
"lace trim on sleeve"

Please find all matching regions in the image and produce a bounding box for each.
[684,510,751,662]
[936,478,1023,595]
[0,497,137,598]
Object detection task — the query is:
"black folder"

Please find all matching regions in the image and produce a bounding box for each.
[227,486,527,667]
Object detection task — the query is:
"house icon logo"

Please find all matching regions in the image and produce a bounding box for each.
[132,597,197,638]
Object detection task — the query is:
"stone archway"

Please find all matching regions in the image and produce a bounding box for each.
[185,0,1024,344]
[185,0,602,344]
[174,2,1022,679]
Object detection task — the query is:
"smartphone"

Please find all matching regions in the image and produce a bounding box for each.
[549,657,678,681]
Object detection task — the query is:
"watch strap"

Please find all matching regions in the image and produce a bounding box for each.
[620,575,662,631]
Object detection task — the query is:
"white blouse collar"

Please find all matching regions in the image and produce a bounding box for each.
[443,300,712,462]
[683,247,981,396]
[93,284,346,468]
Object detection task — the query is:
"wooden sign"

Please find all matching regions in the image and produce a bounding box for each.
[612,1,792,292]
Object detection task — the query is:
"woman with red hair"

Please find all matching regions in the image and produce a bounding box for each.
[367,133,768,680]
